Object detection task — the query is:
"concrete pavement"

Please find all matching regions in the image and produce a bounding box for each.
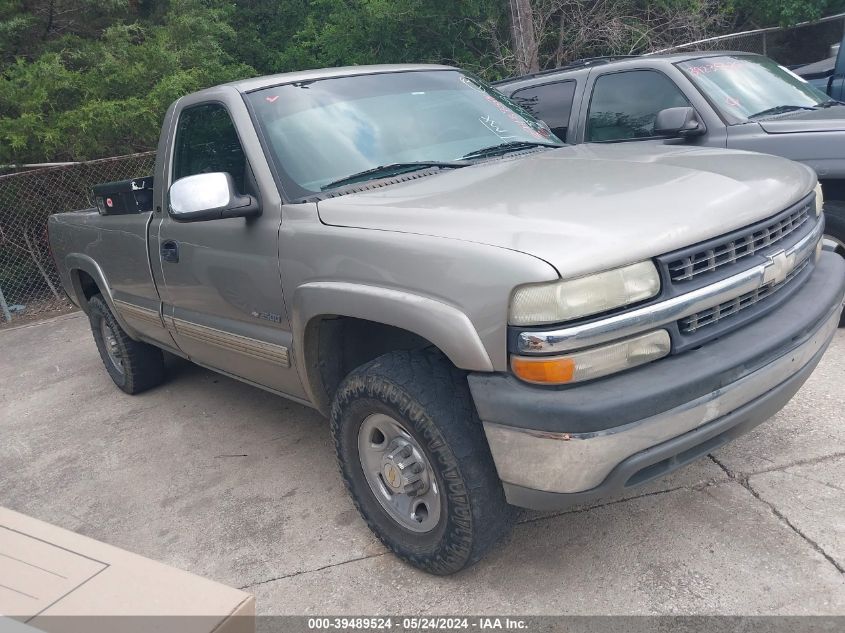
[1,312,843,614]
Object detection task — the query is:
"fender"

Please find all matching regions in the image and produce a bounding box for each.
[65,253,138,337]
[292,281,495,411]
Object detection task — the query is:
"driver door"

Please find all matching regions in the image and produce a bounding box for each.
[150,96,304,398]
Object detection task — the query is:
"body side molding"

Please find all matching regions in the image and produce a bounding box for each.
[114,300,164,329]
[168,317,290,367]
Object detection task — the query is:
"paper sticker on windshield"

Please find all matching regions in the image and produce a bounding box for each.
[265,95,279,103]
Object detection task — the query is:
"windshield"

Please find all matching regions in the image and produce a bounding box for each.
[247,70,561,196]
[677,55,830,123]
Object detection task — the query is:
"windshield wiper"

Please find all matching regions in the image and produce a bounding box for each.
[748,105,816,119]
[321,161,468,191]
[461,140,562,160]
[817,99,844,108]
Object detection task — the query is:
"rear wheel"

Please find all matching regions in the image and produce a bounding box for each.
[331,349,514,575]
[823,202,845,327]
[88,294,165,394]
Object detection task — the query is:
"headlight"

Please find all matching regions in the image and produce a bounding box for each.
[815,182,824,217]
[511,330,671,385]
[509,261,660,326]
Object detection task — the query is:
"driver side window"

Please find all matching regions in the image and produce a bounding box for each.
[172,103,247,192]
[587,70,690,142]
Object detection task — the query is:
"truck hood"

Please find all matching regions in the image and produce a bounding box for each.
[316,143,815,278]
[758,105,845,134]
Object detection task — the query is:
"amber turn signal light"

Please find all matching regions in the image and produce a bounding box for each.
[511,356,576,384]
[510,330,672,385]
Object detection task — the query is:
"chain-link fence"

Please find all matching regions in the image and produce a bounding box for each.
[0,152,156,328]
[650,12,845,67]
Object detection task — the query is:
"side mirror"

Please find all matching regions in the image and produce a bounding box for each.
[654,107,706,139]
[168,172,260,222]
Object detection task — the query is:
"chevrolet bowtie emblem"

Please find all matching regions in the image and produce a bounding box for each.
[762,250,792,286]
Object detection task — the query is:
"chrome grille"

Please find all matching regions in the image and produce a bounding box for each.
[668,205,811,283]
[679,258,809,333]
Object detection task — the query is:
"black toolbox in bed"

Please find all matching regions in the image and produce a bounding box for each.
[92,176,154,215]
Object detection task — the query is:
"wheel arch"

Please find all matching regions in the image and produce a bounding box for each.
[66,254,135,334]
[292,282,494,415]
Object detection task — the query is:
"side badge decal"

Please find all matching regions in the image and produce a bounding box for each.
[251,310,282,324]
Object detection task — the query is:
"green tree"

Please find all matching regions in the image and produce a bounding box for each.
[0,0,254,163]
[2,0,844,164]
[730,0,845,27]
[0,0,129,63]
[229,0,505,76]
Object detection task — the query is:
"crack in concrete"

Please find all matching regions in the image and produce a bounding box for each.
[721,451,845,479]
[709,454,844,575]
[238,479,729,589]
[241,452,845,590]
[515,483,709,525]
[239,482,722,589]
[239,552,390,590]
[775,468,845,494]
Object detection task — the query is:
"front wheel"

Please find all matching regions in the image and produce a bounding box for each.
[331,349,515,575]
[822,202,845,327]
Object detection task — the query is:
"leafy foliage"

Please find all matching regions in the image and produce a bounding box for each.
[730,0,845,27]
[0,0,841,163]
[0,0,252,162]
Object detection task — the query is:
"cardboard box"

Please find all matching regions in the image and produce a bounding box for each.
[0,507,254,633]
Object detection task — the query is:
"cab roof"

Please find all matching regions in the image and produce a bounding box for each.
[224,64,456,94]
[494,51,762,87]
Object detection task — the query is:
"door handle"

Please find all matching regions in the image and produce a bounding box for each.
[161,240,180,263]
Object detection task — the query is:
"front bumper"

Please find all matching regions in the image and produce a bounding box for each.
[469,252,845,511]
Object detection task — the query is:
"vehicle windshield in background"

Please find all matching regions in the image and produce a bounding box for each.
[247,70,561,196]
[678,55,831,123]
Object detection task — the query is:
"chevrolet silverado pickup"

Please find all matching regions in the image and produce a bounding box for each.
[495,51,845,292]
[48,64,845,575]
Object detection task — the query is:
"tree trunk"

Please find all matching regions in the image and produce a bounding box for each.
[45,0,55,37]
[509,0,540,75]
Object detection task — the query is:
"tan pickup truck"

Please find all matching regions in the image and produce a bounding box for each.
[48,64,845,574]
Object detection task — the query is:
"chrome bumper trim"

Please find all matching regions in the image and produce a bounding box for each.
[487,302,839,494]
[517,219,823,354]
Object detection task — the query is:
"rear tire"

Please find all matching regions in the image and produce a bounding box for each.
[88,294,165,394]
[822,202,845,327]
[331,349,515,575]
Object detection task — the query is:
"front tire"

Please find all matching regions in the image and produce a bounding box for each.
[822,202,845,327]
[88,294,165,394]
[331,349,514,575]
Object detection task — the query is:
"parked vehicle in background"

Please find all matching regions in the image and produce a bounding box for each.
[48,64,845,574]
[495,51,845,304]
[795,34,845,99]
